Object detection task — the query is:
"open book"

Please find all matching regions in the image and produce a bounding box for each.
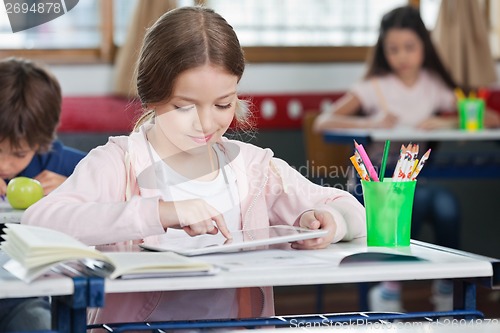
[0,224,216,283]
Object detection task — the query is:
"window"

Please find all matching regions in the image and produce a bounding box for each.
[0,0,137,63]
[0,0,100,49]
[206,0,407,47]
[0,0,489,63]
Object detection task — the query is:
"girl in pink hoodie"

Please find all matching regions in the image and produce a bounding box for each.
[23,5,365,329]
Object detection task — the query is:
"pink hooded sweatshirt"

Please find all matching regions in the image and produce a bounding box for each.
[23,123,366,328]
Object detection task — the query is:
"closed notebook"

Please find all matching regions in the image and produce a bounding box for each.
[0,223,216,283]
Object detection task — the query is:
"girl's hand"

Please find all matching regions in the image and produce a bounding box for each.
[34,170,67,195]
[367,113,398,128]
[484,110,500,128]
[292,210,336,250]
[417,116,457,130]
[0,178,6,197]
[158,199,232,239]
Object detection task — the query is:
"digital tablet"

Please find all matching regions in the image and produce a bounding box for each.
[140,225,328,256]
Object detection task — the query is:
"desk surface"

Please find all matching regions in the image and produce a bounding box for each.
[0,201,23,224]
[0,238,496,297]
[323,128,500,144]
[102,238,496,294]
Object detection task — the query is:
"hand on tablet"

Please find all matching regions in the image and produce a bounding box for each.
[292,210,336,250]
[158,199,232,239]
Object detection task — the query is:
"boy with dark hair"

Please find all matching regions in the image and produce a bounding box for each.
[0,57,86,331]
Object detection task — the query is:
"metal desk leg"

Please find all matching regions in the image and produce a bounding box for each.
[454,280,476,315]
[51,276,105,333]
[51,277,88,333]
[87,276,105,308]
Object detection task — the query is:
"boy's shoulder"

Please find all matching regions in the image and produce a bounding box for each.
[20,140,86,178]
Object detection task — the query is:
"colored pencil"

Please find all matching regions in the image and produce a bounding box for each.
[454,88,466,100]
[350,155,370,181]
[378,140,390,181]
[411,149,431,180]
[354,140,379,182]
[392,144,405,180]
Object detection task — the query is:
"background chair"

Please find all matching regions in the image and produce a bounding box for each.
[302,111,352,186]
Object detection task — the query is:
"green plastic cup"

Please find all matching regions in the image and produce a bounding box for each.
[361,180,417,247]
[458,98,484,131]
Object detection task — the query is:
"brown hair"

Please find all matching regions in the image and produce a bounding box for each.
[133,6,251,131]
[0,57,61,152]
[365,6,456,89]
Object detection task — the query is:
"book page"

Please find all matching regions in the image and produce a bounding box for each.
[1,224,107,268]
[105,252,214,279]
[199,249,333,271]
[1,224,217,282]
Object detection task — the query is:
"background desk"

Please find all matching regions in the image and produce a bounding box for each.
[322,128,500,258]
[323,128,500,179]
[323,128,500,145]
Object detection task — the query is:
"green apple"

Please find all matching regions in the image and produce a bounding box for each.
[6,177,44,209]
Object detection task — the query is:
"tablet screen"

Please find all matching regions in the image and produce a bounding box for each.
[140,225,328,256]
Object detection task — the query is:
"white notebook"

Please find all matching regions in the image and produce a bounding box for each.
[140,225,328,256]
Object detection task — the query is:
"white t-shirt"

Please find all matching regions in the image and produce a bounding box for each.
[146,143,240,321]
[351,70,456,128]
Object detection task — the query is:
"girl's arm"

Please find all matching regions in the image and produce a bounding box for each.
[417,114,458,130]
[418,108,500,130]
[484,108,500,128]
[22,140,165,245]
[313,93,363,131]
[313,93,396,131]
[264,157,366,247]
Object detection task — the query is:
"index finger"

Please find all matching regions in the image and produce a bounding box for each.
[212,214,232,239]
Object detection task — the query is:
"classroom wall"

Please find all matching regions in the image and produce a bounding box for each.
[49,62,500,96]
[52,62,500,258]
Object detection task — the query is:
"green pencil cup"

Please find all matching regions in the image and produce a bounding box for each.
[458,98,484,131]
[361,180,417,247]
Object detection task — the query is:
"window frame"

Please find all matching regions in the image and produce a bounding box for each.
[0,0,114,64]
[8,0,491,65]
